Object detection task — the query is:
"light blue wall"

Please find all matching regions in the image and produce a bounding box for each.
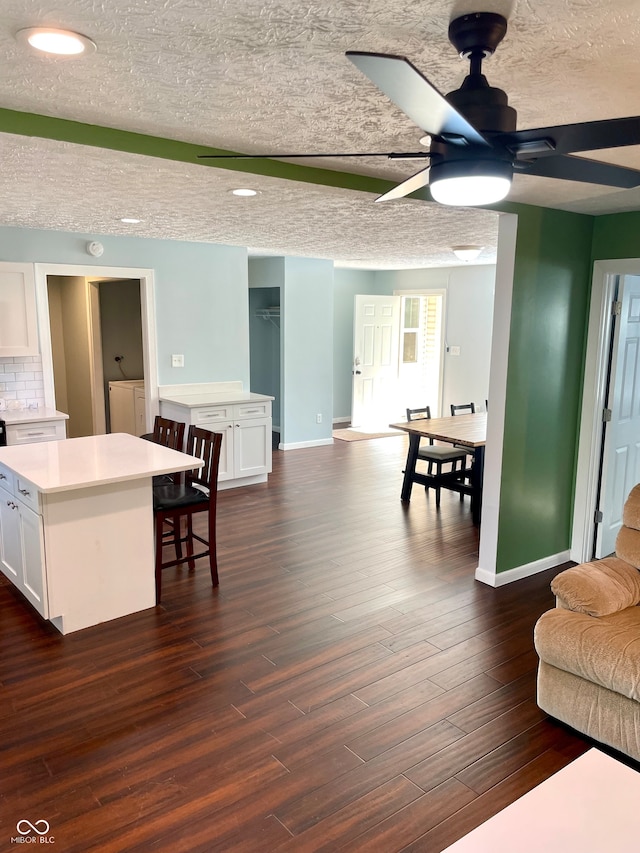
[281,257,334,445]
[248,256,285,289]
[0,226,249,387]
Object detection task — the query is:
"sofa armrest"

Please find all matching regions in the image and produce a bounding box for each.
[551,556,640,617]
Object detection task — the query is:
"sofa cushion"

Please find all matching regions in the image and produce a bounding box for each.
[616,525,640,569]
[534,605,640,703]
[623,484,640,531]
[550,557,640,616]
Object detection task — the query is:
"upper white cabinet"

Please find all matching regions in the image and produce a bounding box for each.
[0,263,38,358]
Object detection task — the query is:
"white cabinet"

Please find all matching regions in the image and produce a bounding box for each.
[159,396,272,490]
[6,418,67,446]
[0,465,48,618]
[109,380,146,436]
[234,417,272,479]
[0,263,39,357]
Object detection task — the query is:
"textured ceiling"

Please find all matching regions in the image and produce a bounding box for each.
[0,0,639,267]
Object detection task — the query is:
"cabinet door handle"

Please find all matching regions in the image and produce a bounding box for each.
[19,488,30,496]
[26,431,45,437]
[0,473,5,479]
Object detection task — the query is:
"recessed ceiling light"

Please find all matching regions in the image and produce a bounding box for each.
[419,134,432,147]
[120,217,142,224]
[16,27,96,56]
[230,188,259,197]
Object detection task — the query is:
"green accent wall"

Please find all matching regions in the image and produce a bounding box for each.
[591,211,640,261]
[496,205,594,573]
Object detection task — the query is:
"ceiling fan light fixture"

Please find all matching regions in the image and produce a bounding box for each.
[451,245,484,262]
[429,159,512,207]
[17,27,96,56]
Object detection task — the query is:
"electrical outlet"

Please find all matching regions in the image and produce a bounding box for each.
[171,354,184,368]
[449,346,461,356]
[316,413,322,424]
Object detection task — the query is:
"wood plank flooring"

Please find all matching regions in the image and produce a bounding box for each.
[0,434,590,851]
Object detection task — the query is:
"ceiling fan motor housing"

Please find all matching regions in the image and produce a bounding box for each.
[446,78,516,136]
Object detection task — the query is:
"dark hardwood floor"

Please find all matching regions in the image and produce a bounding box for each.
[0,434,589,851]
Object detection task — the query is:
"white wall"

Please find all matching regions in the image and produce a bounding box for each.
[332,265,496,420]
[375,266,494,414]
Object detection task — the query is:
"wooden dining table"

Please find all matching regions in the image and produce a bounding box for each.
[389,412,487,524]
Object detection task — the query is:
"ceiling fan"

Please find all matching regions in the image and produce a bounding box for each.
[198,11,640,207]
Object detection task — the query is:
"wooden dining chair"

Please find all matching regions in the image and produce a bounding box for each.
[406,406,467,508]
[450,402,475,416]
[450,402,476,499]
[153,426,222,604]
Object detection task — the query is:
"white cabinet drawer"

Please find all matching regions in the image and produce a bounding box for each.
[0,462,15,494]
[193,406,234,424]
[6,420,66,445]
[15,477,40,514]
[234,402,271,419]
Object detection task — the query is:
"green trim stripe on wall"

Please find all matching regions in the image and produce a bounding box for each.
[0,107,404,197]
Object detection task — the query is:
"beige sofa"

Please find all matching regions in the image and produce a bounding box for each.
[534,483,640,761]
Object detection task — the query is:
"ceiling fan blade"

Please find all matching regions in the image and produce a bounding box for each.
[516,153,640,188]
[346,51,490,148]
[197,151,432,160]
[375,166,430,203]
[495,116,640,158]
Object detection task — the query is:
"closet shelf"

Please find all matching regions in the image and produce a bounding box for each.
[255,307,280,327]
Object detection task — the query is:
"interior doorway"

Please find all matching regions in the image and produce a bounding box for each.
[34,263,158,437]
[572,260,640,562]
[47,275,144,437]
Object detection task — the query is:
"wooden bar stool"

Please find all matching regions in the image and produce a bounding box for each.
[153,426,222,604]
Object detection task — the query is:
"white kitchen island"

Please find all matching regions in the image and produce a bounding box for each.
[0,433,201,634]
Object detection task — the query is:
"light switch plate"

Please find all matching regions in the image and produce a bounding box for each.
[171,354,184,368]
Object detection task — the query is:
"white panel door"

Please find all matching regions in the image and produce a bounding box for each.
[352,295,401,428]
[596,275,640,556]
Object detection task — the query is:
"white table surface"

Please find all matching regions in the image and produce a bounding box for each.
[0,432,201,493]
[159,390,274,407]
[1,407,69,424]
[442,749,640,852]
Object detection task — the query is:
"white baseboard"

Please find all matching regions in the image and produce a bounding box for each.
[279,438,334,450]
[475,550,571,587]
[333,416,350,425]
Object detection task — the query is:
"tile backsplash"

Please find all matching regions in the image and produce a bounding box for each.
[0,356,45,411]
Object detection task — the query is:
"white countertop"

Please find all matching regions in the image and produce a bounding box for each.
[159,391,274,407]
[0,433,201,493]
[1,408,69,425]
